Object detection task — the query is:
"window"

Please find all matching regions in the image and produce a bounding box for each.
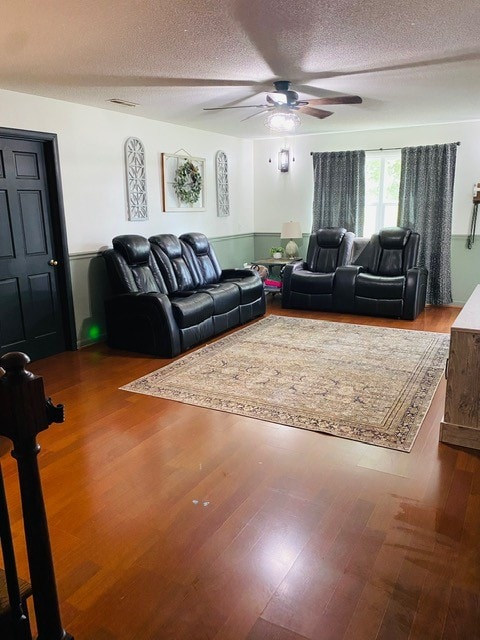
[364,151,401,237]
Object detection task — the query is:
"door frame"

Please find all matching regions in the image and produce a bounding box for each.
[0,126,77,352]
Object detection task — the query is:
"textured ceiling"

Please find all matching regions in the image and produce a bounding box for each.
[2,0,480,138]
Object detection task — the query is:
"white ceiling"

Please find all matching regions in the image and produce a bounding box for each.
[3,0,480,139]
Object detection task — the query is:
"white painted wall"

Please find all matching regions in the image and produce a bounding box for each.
[252,121,480,235]
[0,89,254,253]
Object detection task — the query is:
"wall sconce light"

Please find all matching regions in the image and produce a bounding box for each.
[278,148,290,172]
[269,150,295,169]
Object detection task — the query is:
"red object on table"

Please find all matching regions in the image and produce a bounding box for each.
[264,279,282,288]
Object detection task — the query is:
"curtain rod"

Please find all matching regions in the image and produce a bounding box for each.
[310,142,461,155]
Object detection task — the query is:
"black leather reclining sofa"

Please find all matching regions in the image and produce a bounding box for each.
[102,232,265,357]
[282,226,427,320]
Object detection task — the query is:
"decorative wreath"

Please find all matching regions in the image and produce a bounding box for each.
[173,160,202,205]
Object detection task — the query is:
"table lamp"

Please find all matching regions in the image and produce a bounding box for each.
[281,221,302,258]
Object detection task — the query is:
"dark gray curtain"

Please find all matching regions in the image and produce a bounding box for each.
[311,150,365,235]
[398,143,457,306]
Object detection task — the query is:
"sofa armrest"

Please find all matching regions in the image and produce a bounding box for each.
[284,261,306,275]
[332,265,365,313]
[403,267,428,320]
[221,268,261,281]
[281,262,307,308]
[105,292,181,357]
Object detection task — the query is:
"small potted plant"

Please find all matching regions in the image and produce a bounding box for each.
[270,247,283,259]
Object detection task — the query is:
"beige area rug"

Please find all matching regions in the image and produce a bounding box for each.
[121,316,450,452]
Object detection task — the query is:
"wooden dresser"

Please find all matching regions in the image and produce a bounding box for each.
[440,285,480,449]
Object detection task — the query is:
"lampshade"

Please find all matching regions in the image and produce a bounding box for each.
[281,221,302,240]
[281,221,302,258]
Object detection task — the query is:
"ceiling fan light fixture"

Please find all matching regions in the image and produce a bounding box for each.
[265,110,300,133]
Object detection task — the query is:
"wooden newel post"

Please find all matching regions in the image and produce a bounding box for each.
[0,352,73,640]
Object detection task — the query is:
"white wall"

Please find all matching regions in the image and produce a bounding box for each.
[0,89,254,254]
[253,121,480,235]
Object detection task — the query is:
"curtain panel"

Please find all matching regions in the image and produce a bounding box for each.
[398,143,457,306]
[311,150,365,235]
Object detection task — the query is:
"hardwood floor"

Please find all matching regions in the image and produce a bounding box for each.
[2,301,480,639]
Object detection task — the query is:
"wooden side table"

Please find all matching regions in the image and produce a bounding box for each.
[255,257,301,269]
[254,257,301,277]
[254,258,302,298]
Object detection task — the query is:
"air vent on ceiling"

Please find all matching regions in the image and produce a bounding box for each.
[107,98,138,107]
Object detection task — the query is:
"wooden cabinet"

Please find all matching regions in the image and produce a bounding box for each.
[440,285,480,449]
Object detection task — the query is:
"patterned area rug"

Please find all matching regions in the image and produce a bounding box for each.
[121,316,450,452]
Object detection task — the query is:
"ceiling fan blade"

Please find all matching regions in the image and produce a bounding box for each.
[298,106,333,119]
[266,92,291,106]
[306,95,362,106]
[295,51,480,87]
[203,104,268,111]
[241,109,269,122]
[233,4,313,79]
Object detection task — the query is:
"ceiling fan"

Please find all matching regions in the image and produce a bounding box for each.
[203,80,362,130]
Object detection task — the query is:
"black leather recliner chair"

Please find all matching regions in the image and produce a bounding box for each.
[333,227,427,320]
[102,233,265,357]
[282,227,355,310]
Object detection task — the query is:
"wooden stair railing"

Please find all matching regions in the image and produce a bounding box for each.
[1,442,33,640]
[0,568,32,640]
[0,352,73,640]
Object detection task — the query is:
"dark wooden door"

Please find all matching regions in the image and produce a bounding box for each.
[0,138,66,360]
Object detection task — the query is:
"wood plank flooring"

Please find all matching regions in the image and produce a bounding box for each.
[2,301,479,639]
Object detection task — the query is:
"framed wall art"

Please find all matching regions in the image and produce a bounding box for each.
[215,150,230,217]
[161,153,206,212]
[125,137,148,220]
